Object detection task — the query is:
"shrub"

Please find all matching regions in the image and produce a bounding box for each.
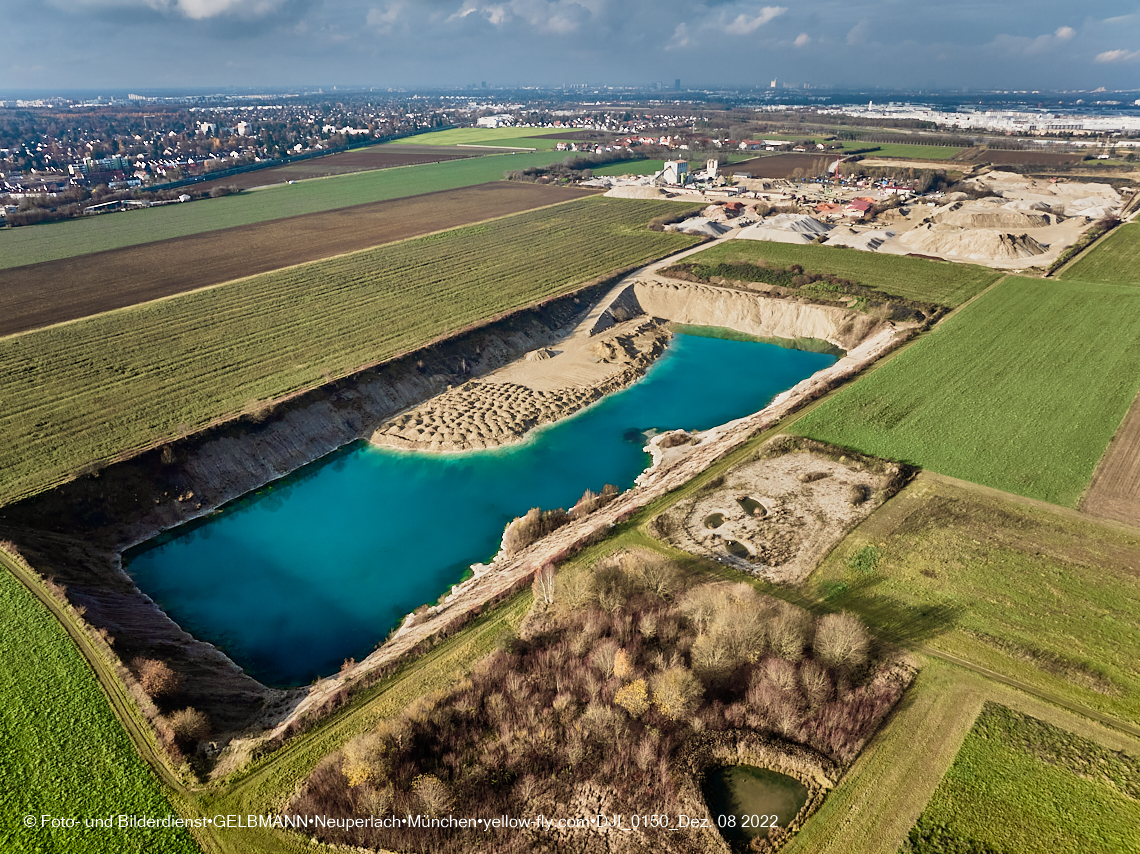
[132,657,181,699]
[169,707,210,744]
[412,774,454,816]
[814,612,870,671]
[614,679,650,717]
[569,484,619,520]
[650,666,703,722]
[502,506,570,555]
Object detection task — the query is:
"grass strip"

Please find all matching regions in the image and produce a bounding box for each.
[1058,221,1140,284]
[0,555,199,854]
[681,240,1001,307]
[903,703,1140,854]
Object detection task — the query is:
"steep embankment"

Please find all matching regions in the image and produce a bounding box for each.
[630,279,884,351]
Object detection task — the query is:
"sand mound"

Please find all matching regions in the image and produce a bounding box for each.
[941,192,971,202]
[765,213,833,235]
[963,173,1122,218]
[668,217,732,237]
[898,224,1048,262]
[736,224,814,244]
[604,186,671,200]
[825,227,896,251]
[1002,199,1058,214]
[736,213,832,244]
[525,348,557,362]
[934,201,1051,229]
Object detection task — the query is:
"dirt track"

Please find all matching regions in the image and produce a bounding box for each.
[0,182,597,337]
[1082,390,1140,525]
[191,145,478,192]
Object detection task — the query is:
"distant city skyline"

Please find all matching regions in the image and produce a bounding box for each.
[8,2,1140,91]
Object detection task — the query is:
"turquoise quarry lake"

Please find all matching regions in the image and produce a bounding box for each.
[126,332,835,686]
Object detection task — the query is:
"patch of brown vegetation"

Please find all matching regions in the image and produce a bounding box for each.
[0,182,597,337]
[288,551,911,853]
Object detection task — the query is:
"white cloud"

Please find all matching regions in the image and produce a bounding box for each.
[667,22,691,50]
[366,2,403,32]
[794,32,810,47]
[1054,25,1075,41]
[53,0,288,20]
[1096,48,1140,63]
[444,1,595,34]
[846,18,870,46]
[724,5,785,36]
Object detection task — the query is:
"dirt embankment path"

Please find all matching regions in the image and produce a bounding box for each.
[0,182,596,338]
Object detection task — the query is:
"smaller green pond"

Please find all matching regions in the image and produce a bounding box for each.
[704,512,726,529]
[724,539,751,559]
[736,496,766,516]
[703,765,809,848]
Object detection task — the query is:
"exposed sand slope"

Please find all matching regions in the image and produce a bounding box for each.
[896,224,1049,262]
[631,279,882,351]
[371,318,670,452]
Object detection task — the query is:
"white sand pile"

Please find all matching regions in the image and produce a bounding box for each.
[667,217,732,237]
[825,227,896,251]
[933,200,1052,229]
[963,172,1121,218]
[736,225,812,244]
[766,213,833,235]
[898,223,1048,262]
[525,348,557,362]
[736,214,832,245]
[941,191,971,202]
[1002,199,1060,215]
[604,186,671,200]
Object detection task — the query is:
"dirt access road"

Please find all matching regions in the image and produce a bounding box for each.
[0,182,597,337]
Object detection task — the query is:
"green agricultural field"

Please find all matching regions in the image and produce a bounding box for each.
[681,240,1001,306]
[0,559,198,854]
[815,474,1140,724]
[0,151,570,270]
[792,277,1140,506]
[0,197,699,505]
[1059,222,1140,285]
[848,142,962,160]
[389,126,572,149]
[902,703,1140,854]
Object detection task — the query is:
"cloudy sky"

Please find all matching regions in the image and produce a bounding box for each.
[6,1,1140,92]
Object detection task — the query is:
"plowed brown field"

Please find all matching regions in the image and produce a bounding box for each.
[0,182,597,337]
[961,149,1083,166]
[1082,391,1140,525]
[192,144,478,192]
[730,153,835,178]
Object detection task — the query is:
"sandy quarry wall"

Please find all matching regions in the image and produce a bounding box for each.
[629,279,883,351]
